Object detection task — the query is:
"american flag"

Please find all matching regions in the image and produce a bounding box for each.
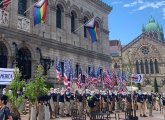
[77,73,81,88]
[103,69,112,88]
[112,70,117,88]
[0,0,11,10]
[64,60,68,86]
[55,58,61,81]
[91,66,97,84]
[96,67,102,82]
[117,70,126,93]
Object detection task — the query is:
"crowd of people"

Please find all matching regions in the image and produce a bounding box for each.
[34,87,165,119]
[1,87,165,120]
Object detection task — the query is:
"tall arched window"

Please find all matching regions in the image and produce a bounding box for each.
[84,17,88,38]
[18,0,27,16]
[71,11,76,33]
[150,59,154,74]
[0,42,7,68]
[56,5,62,28]
[18,47,31,79]
[140,60,144,74]
[154,59,159,73]
[145,59,149,74]
[136,60,140,74]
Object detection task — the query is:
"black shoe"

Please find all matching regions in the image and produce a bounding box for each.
[143,114,148,117]
[140,114,142,117]
[66,114,70,117]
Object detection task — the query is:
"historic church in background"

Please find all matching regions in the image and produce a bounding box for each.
[110,17,165,91]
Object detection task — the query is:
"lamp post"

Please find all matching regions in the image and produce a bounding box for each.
[36,47,54,75]
[12,42,19,68]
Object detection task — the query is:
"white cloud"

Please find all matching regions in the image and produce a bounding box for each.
[123,0,144,7]
[137,1,165,10]
[163,8,165,19]
[123,0,165,19]
[111,1,122,5]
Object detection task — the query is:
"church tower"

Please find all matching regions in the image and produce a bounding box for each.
[142,16,164,42]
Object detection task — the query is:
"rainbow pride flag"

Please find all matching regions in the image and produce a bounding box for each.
[85,18,99,43]
[34,0,48,25]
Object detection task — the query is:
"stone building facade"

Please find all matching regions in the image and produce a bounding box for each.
[0,0,112,86]
[121,17,165,91]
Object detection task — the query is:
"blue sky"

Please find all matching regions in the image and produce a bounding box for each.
[102,0,165,45]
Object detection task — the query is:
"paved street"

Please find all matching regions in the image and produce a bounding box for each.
[21,110,165,120]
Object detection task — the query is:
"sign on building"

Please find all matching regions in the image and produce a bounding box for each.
[0,68,15,85]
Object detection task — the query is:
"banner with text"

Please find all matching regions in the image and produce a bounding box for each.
[0,68,15,85]
[131,74,144,83]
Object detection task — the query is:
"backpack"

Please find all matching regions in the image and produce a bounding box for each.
[3,106,18,120]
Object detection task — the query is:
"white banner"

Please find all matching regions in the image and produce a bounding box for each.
[131,74,144,83]
[0,68,15,85]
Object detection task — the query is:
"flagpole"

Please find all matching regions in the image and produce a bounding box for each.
[24,1,38,14]
[74,17,94,32]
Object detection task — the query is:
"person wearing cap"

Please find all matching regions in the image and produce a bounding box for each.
[87,91,97,113]
[52,89,59,118]
[59,90,65,117]
[161,93,165,119]
[0,95,12,120]
[65,88,71,117]
[137,91,147,117]
[147,91,153,117]
[77,90,83,115]
[37,95,44,120]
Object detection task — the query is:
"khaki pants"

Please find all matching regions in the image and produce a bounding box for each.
[96,101,100,111]
[65,101,70,115]
[163,106,165,119]
[59,102,64,116]
[137,102,145,115]
[78,102,83,115]
[53,102,58,117]
[148,103,153,116]
[156,101,160,110]
[108,102,113,112]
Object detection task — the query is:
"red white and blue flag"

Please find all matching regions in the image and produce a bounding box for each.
[55,58,61,81]
[103,69,112,88]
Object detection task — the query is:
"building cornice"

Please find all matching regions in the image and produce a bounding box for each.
[0,26,111,63]
[87,0,112,13]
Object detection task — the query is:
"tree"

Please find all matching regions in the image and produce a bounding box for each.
[24,65,48,104]
[154,77,158,93]
[7,69,26,120]
[24,65,48,120]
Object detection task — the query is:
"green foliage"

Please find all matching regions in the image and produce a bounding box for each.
[24,65,48,104]
[154,77,158,93]
[7,69,26,109]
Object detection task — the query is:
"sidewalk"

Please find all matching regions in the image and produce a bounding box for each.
[21,110,164,120]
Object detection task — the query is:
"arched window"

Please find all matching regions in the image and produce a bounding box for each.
[140,60,144,74]
[84,17,88,38]
[18,0,27,16]
[0,42,7,68]
[18,47,31,79]
[71,11,76,33]
[145,59,149,74]
[136,60,140,74]
[154,59,159,73]
[150,59,154,74]
[56,5,62,28]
